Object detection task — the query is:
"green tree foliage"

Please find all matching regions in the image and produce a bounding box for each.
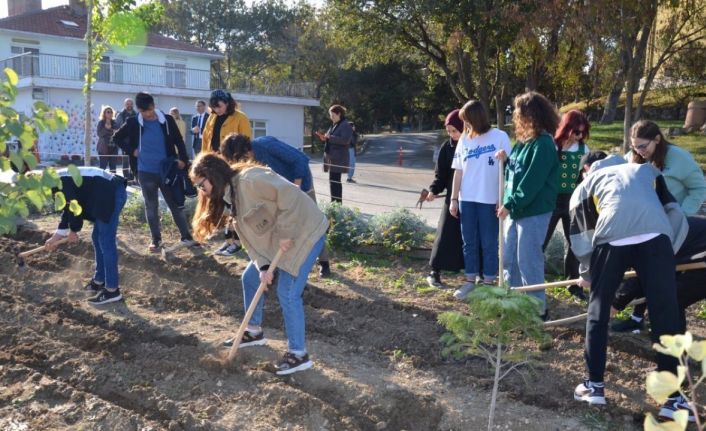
[439,285,546,431]
[0,68,73,234]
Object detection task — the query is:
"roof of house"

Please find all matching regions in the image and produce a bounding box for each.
[0,6,222,58]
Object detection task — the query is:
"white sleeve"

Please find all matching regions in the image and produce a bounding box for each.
[451,138,464,170]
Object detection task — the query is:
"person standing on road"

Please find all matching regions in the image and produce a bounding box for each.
[542,109,591,301]
[96,105,118,174]
[424,109,465,288]
[190,152,329,375]
[190,100,209,158]
[449,100,512,300]
[44,167,128,306]
[111,92,197,253]
[115,98,137,180]
[347,122,358,183]
[221,133,334,277]
[316,104,352,203]
[496,91,560,320]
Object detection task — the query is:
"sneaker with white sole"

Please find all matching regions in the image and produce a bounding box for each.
[426,272,442,288]
[215,242,241,256]
[659,395,696,422]
[574,380,606,405]
[611,316,645,334]
[87,288,123,306]
[453,282,476,300]
[275,352,313,376]
[223,330,266,348]
[180,239,200,248]
[85,279,104,293]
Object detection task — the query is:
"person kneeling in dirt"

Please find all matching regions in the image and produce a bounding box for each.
[190,153,328,375]
[611,215,706,333]
[44,167,128,306]
[569,151,692,422]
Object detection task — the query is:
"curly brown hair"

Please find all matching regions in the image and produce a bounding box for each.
[189,152,258,241]
[512,92,560,142]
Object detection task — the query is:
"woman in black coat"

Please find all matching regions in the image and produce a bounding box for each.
[96,105,118,173]
[316,104,352,203]
[424,109,465,287]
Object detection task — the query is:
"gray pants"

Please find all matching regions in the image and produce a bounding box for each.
[138,171,193,246]
[306,186,329,263]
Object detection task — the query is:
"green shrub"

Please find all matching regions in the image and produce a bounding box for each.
[368,208,429,251]
[318,201,369,249]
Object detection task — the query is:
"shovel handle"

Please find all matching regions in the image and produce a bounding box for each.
[227,248,285,361]
[19,237,70,258]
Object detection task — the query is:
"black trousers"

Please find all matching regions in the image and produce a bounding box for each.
[586,234,681,382]
[543,193,579,283]
[329,172,342,203]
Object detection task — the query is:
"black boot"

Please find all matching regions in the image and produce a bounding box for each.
[319,261,331,278]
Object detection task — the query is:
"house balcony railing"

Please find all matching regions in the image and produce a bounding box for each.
[0,52,319,99]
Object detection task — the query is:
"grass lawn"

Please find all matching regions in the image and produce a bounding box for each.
[588,120,706,170]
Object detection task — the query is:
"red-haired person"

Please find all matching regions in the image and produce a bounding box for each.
[543,109,590,301]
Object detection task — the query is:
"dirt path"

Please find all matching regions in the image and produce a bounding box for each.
[0,223,657,430]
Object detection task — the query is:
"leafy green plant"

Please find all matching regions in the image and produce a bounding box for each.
[644,332,706,431]
[0,68,74,234]
[319,201,369,249]
[368,208,429,251]
[438,285,546,431]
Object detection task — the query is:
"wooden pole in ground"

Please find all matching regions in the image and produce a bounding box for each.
[498,159,504,288]
[227,249,284,362]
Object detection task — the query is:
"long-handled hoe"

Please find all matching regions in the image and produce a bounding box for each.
[201,249,284,370]
[15,237,70,272]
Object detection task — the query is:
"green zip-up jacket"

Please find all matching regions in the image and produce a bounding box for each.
[503,131,559,219]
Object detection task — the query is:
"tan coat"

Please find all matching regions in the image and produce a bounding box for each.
[201,110,252,153]
[224,166,328,275]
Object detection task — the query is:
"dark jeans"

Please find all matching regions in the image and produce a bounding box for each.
[99,154,116,173]
[586,234,681,382]
[543,193,579,283]
[92,185,127,289]
[193,138,202,159]
[329,172,342,203]
[138,171,193,245]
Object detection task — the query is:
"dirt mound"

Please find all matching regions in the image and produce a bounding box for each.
[0,223,667,430]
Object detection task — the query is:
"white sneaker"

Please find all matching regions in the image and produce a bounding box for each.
[453,282,476,300]
[180,239,200,248]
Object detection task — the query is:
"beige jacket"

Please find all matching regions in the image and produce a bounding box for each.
[224,166,329,275]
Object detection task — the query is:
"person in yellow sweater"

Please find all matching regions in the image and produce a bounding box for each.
[201,90,252,153]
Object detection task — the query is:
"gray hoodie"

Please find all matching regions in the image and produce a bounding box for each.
[569,155,688,280]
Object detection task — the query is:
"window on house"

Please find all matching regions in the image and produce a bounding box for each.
[165,62,186,88]
[112,59,124,84]
[251,120,267,138]
[96,56,110,82]
[11,46,39,76]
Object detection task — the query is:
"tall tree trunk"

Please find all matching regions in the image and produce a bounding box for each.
[600,77,624,124]
[477,50,490,111]
[84,0,93,167]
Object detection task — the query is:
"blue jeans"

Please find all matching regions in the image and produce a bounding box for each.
[503,212,552,312]
[347,147,356,180]
[92,185,127,290]
[241,235,326,354]
[460,201,498,280]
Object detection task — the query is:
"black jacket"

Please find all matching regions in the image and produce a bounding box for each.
[57,167,127,232]
[191,112,209,143]
[429,138,457,205]
[111,110,189,176]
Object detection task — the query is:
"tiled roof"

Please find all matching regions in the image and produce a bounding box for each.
[0,6,221,57]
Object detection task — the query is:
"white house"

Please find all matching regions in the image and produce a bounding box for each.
[0,1,319,162]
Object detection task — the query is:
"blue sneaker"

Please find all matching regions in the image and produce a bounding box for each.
[659,395,696,422]
[574,380,606,405]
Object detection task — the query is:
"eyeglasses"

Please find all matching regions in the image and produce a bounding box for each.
[631,139,655,151]
[196,178,207,191]
[572,129,585,137]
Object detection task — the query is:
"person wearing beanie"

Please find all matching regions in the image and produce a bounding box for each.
[449,100,512,300]
[424,109,466,288]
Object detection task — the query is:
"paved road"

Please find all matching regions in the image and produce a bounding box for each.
[310,132,446,227]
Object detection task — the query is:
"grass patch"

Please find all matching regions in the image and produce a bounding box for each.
[561,84,706,113]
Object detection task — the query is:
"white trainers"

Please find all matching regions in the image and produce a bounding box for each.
[453,282,476,300]
[574,380,606,405]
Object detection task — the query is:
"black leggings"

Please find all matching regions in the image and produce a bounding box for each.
[329,172,342,203]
